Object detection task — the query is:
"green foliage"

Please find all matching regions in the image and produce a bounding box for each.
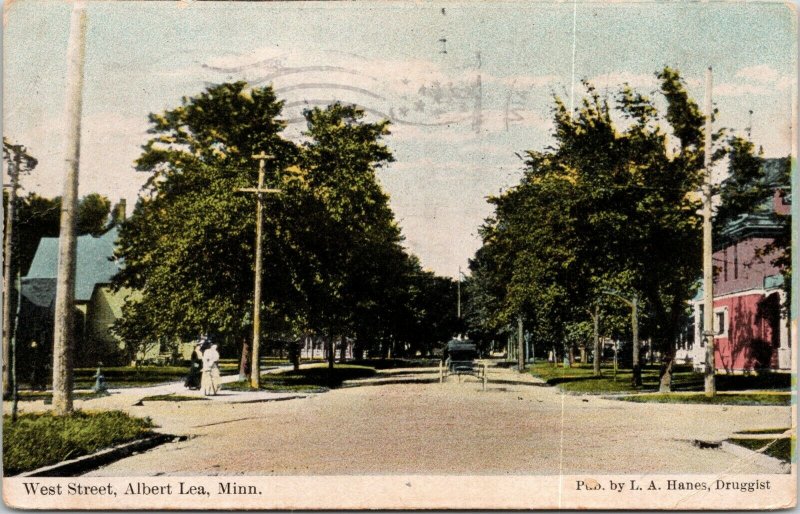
[76,193,112,236]
[3,411,154,475]
[466,68,764,381]
[113,82,299,351]
[349,358,440,369]
[531,361,790,394]
[726,438,792,462]
[113,85,455,362]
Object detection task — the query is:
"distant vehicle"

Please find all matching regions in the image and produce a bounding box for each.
[444,338,478,376]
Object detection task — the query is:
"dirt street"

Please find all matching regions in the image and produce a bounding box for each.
[81,370,791,476]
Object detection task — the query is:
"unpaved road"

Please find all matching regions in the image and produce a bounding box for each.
[81,370,791,476]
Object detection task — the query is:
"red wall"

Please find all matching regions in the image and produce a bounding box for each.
[713,237,782,296]
[713,292,782,371]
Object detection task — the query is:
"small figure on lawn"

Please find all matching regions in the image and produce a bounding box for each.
[201,340,221,396]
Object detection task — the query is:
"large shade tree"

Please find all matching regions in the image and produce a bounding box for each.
[114,85,446,374]
[465,68,762,391]
[113,82,298,368]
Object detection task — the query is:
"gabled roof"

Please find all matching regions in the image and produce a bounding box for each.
[24,226,122,302]
[20,277,57,308]
[717,158,788,247]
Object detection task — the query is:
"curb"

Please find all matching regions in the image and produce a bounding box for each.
[16,433,186,477]
[719,440,791,474]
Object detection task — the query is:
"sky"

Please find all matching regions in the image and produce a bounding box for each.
[3,0,796,277]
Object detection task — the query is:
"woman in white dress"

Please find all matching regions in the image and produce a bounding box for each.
[201,344,221,395]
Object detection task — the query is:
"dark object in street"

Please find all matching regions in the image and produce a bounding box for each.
[444,339,478,375]
[91,367,108,394]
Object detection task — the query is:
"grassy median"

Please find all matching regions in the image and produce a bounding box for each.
[223,364,377,392]
[727,437,793,463]
[531,362,791,399]
[615,393,791,406]
[3,411,155,476]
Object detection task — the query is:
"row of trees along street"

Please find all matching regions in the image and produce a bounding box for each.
[111,82,462,377]
[460,68,791,393]
[2,69,790,404]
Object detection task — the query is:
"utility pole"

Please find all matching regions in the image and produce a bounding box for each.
[2,154,20,398]
[602,289,641,387]
[517,315,524,372]
[702,66,717,397]
[631,294,640,387]
[592,304,600,377]
[239,153,280,389]
[52,1,87,415]
[457,266,461,319]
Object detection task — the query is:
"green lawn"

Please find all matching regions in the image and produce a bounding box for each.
[15,358,292,390]
[727,438,793,463]
[3,411,155,476]
[530,362,791,396]
[222,364,377,392]
[615,393,792,406]
[13,391,107,402]
[350,358,440,369]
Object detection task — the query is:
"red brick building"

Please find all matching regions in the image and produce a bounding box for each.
[686,159,791,372]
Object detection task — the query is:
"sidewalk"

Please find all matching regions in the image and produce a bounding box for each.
[6,364,320,414]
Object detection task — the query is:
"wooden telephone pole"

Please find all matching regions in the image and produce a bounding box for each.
[239,153,280,389]
[517,315,524,372]
[52,1,87,415]
[3,153,20,397]
[702,67,717,398]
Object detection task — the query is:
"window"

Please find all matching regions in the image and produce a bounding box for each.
[713,307,728,338]
[699,304,705,347]
[723,249,728,281]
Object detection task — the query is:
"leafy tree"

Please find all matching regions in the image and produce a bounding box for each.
[113,82,298,366]
[717,150,792,318]
[76,193,112,236]
[114,87,423,377]
[294,103,400,367]
[466,68,758,390]
[2,139,38,395]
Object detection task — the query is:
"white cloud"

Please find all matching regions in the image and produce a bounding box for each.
[736,64,780,84]
[587,71,659,91]
[715,82,779,97]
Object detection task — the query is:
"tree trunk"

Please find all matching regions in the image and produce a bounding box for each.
[239,338,251,380]
[339,337,347,362]
[659,355,674,393]
[517,316,525,373]
[2,158,18,399]
[592,305,601,376]
[291,340,300,372]
[327,334,335,370]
